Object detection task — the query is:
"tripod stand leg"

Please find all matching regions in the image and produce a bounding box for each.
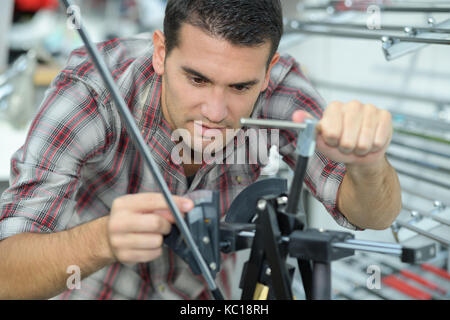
[311,261,332,300]
[298,259,313,300]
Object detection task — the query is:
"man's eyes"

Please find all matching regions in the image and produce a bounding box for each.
[231,84,250,92]
[188,76,250,92]
[190,76,207,85]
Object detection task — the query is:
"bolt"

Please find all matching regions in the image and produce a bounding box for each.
[277,196,288,206]
[404,27,416,36]
[433,201,445,210]
[257,199,267,211]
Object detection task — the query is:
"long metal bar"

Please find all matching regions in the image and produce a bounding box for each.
[303,3,450,13]
[285,26,450,45]
[391,139,450,159]
[387,152,450,174]
[395,220,450,246]
[401,187,450,207]
[238,231,405,256]
[288,20,450,34]
[394,168,450,189]
[401,205,450,227]
[310,78,450,106]
[240,118,307,130]
[60,0,222,298]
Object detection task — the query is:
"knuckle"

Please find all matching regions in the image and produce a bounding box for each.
[340,140,355,151]
[152,234,164,248]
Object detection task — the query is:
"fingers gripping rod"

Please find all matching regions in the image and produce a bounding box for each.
[60,0,223,299]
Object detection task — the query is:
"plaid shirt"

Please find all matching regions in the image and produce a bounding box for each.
[0,35,358,300]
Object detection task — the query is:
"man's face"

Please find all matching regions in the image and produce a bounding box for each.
[153,23,279,157]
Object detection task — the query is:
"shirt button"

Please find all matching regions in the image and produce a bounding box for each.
[235,176,242,184]
[158,285,165,293]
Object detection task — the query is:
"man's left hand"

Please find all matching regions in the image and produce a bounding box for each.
[292,100,393,167]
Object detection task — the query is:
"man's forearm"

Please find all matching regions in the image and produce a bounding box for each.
[0,216,115,299]
[337,157,402,230]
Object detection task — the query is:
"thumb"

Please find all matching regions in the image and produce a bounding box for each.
[292,110,314,123]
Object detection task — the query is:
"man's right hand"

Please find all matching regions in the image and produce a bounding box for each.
[107,193,194,264]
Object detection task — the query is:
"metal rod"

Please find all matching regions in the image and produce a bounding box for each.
[402,205,450,227]
[387,152,450,174]
[286,26,450,45]
[401,187,450,207]
[394,168,450,190]
[390,139,450,159]
[240,118,306,130]
[60,0,222,298]
[310,78,450,106]
[288,20,450,34]
[303,3,450,13]
[395,220,450,246]
[239,231,405,256]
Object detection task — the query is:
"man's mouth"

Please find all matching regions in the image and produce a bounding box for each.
[194,121,226,137]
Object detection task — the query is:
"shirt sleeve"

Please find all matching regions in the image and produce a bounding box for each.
[0,63,112,241]
[260,57,363,231]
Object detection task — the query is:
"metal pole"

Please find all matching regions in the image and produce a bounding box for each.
[240,118,307,131]
[60,0,222,299]
[395,220,450,246]
[285,26,450,45]
[287,20,450,34]
[311,262,331,300]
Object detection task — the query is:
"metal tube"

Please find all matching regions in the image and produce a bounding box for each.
[311,262,332,300]
[394,168,450,190]
[401,187,450,207]
[240,118,306,130]
[332,243,402,255]
[303,4,450,13]
[287,20,450,34]
[60,0,222,298]
[390,139,450,159]
[310,79,450,106]
[286,27,450,45]
[402,205,450,227]
[241,231,405,255]
[395,220,450,246]
[387,152,450,174]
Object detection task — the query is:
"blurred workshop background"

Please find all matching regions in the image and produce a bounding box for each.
[0,0,449,300]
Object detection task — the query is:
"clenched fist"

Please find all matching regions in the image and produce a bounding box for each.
[106,193,194,264]
[293,100,393,167]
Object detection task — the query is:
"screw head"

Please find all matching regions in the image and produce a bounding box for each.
[202,236,210,244]
[277,196,288,206]
[209,262,217,271]
[257,199,267,211]
[265,267,272,276]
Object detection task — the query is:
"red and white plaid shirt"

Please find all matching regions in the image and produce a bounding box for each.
[0,35,358,300]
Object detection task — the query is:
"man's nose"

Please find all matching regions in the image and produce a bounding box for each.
[201,87,228,123]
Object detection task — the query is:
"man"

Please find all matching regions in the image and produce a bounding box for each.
[0,0,401,299]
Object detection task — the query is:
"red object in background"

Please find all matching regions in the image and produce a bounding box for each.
[382,275,432,300]
[14,0,58,12]
[400,270,447,295]
[421,263,450,281]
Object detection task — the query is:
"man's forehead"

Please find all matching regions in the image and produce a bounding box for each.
[168,24,272,83]
[174,23,272,66]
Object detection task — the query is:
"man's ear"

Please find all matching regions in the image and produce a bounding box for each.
[152,30,166,75]
[262,52,280,92]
